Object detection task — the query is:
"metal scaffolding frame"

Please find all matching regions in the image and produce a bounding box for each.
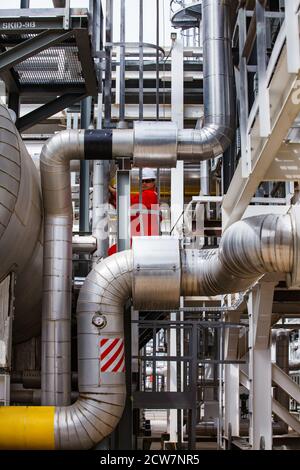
[0,6,98,131]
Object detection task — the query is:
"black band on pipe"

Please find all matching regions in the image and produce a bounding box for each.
[84,129,113,160]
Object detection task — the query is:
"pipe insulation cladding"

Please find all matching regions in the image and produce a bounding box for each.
[181,213,294,296]
[40,128,115,407]
[0,106,299,450]
[1,210,299,449]
[131,0,235,168]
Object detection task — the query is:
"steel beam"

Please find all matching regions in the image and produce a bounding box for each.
[222,40,300,229]
[16,92,86,131]
[272,398,300,434]
[74,29,98,96]
[0,69,19,94]
[238,9,251,177]
[224,311,241,439]
[285,0,300,74]
[0,10,88,32]
[239,369,300,434]
[264,143,300,181]
[272,363,300,405]
[247,281,275,450]
[256,0,271,137]
[224,364,240,439]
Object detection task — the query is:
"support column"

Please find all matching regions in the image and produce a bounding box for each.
[224,364,240,439]
[167,313,177,443]
[0,275,14,406]
[117,170,130,252]
[170,36,184,237]
[167,35,184,444]
[224,311,241,439]
[247,280,276,450]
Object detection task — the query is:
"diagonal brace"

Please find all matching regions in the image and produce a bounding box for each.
[0,29,74,73]
[16,92,86,132]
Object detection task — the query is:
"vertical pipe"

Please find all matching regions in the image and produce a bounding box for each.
[138,168,143,236]
[117,170,131,252]
[92,158,109,261]
[139,0,143,121]
[153,326,157,392]
[92,1,109,262]
[8,93,19,120]
[104,0,113,128]
[20,0,29,7]
[200,160,209,196]
[156,0,159,120]
[188,322,198,450]
[156,168,160,233]
[80,97,92,233]
[119,0,126,124]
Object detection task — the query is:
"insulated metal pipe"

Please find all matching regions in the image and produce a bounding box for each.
[0,250,132,450]
[40,128,115,406]
[177,0,234,161]
[181,213,293,296]
[40,130,85,406]
[1,208,298,448]
[55,250,132,449]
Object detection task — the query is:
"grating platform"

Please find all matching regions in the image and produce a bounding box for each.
[0,8,98,131]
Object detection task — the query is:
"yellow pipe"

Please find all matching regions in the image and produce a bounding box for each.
[0,406,55,450]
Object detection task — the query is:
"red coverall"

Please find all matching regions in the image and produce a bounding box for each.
[108,189,160,256]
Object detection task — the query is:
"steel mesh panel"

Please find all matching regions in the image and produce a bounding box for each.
[14,44,84,86]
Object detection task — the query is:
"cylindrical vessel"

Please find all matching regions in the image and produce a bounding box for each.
[0,103,43,342]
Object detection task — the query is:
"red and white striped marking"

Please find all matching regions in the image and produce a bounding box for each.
[100,337,125,373]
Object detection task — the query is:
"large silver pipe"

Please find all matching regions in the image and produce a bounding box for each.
[40,130,85,406]
[0,103,43,343]
[92,160,109,261]
[72,235,96,254]
[182,214,293,296]
[177,0,234,161]
[54,250,132,449]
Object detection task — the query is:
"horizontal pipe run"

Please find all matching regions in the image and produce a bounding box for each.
[181,213,293,296]
[0,407,55,450]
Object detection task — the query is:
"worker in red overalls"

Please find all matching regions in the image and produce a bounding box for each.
[108,168,160,256]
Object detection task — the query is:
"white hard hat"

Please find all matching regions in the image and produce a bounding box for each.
[142,168,156,180]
